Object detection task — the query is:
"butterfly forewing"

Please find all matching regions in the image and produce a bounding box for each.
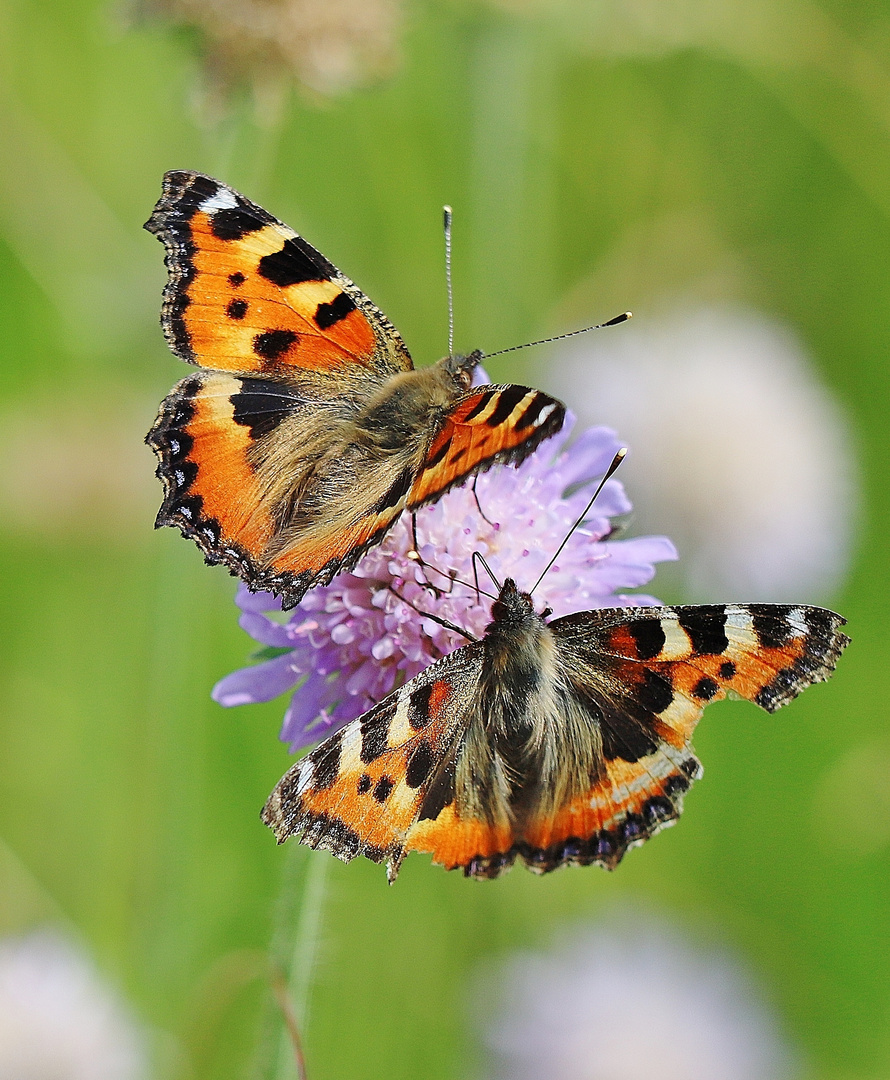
[145,170,412,377]
[262,644,486,881]
[408,384,566,508]
[510,602,850,874]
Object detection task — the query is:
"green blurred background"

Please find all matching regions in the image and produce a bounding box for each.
[0,0,887,1077]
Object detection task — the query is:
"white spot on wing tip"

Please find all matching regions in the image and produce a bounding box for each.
[200,188,239,213]
[536,403,556,426]
[295,762,315,796]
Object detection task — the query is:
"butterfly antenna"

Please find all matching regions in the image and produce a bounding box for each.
[484,311,631,359]
[443,205,455,356]
[473,552,502,593]
[405,554,498,603]
[388,585,479,643]
[532,447,627,594]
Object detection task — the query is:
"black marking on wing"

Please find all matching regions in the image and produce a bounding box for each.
[373,776,394,803]
[360,698,397,764]
[253,329,298,362]
[423,439,451,470]
[259,237,337,287]
[408,684,434,730]
[314,291,356,329]
[229,378,303,440]
[373,465,414,513]
[627,619,666,660]
[406,739,434,788]
[677,606,728,654]
[486,385,527,427]
[635,668,675,713]
[311,733,341,790]
[418,760,455,821]
[211,208,266,241]
[463,391,494,422]
[751,606,793,648]
[692,676,719,700]
[599,704,660,762]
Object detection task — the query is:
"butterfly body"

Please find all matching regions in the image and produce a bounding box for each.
[262,580,848,881]
[145,172,564,607]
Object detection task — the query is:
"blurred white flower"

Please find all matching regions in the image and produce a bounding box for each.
[479,913,799,1080]
[0,930,148,1080]
[541,306,857,602]
[140,0,403,100]
[0,392,157,542]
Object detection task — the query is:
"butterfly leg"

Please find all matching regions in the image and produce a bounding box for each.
[408,511,449,598]
[471,476,496,527]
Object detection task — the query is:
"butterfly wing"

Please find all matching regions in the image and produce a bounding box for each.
[145,172,417,603]
[262,643,486,882]
[408,384,566,508]
[147,370,357,595]
[516,603,850,872]
[145,171,412,378]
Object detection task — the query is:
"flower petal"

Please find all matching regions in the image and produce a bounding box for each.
[212,652,299,707]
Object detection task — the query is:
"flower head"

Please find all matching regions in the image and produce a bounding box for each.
[213,416,676,751]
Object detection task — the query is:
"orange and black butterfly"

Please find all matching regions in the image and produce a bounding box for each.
[263,584,848,881]
[145,172,565,608]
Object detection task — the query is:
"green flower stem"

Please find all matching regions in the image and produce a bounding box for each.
[252,844,330,1080]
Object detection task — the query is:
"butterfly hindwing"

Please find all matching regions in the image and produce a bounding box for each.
[145,170,412,379]
[147,369,368,594]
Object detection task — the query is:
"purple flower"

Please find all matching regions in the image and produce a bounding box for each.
[213,415,677,751]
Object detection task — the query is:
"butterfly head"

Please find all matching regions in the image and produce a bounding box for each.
[488,577,541,627]
[440,349,483,391]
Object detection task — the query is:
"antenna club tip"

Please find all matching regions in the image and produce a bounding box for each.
[616,446,628,459]
[605,311,632,327]
[443,205,453,219]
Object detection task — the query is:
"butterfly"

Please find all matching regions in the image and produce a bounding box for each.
[262,579,848,881]
[144,172,566,608]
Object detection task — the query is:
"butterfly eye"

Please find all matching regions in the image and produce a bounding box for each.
[443,349,482,390]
